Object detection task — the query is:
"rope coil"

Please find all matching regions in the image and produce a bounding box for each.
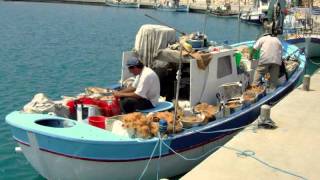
[138,126,308,180]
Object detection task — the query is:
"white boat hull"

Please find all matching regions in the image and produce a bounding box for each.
[18,132,236,179]
[240,11,266,24]
[287,36,320,58]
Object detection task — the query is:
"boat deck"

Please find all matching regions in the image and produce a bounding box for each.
[182,70,320,180]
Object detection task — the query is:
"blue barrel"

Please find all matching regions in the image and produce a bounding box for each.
[159,119,168,134]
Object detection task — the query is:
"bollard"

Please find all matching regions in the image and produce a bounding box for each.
[258,105,276,129]
[303,75,311,91]
[259,105,271,122]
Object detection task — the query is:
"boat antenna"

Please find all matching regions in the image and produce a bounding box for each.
[237,0,240,42]
[144,14,186,35]
[203,1,210,34]
[144,13,187,134]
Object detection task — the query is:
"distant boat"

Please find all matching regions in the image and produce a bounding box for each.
[240,9,266,24]
[105,0,140,8]
[284,8,320,59]
[312,7,320,15]
[209,10,238,17]
[155,0,189,12]
[240,0,269,24]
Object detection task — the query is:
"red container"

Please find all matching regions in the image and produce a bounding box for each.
[111,97,121,116]
[88,116,106,129]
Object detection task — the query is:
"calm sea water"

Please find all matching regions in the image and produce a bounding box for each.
[0,1,264,179]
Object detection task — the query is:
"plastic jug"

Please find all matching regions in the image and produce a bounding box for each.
[234,51,242,67]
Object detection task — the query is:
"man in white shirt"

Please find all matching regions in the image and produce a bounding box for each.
[113,57,160,113]
[250,32,282,89]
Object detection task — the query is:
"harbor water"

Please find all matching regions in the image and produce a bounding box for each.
[0,1,318,179]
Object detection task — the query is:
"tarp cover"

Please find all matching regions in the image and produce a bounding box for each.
[134,24,176,67]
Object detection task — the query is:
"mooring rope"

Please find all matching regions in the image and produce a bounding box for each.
[161,141,308,180]
[156,133,162,180]
[139,126,307,180]
[181,123,255,134]
[161,140,223,161]
[223,146,308,180]
[138,138,159,180]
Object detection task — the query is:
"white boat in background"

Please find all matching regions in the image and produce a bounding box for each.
[312,7,320,15]
[155,0,189,12]
[6,24,305,179]
[283,7,320,59]
[240,0,269,24]
[208,3,239,18]
[105,0,140,8]
[287,36,320,58]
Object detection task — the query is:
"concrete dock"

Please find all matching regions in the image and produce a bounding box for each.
[182,71,320,180]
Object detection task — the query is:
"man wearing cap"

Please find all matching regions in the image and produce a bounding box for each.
[250,23,283,89]
[113,57,160,113]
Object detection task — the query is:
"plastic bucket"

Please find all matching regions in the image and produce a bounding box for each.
[249,46,260,60]
[89,116,106,129]
[234,52,242,67]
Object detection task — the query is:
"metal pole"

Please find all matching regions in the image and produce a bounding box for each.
[173,40,183,134]
[203,7,209,34]
[237,0,241,42]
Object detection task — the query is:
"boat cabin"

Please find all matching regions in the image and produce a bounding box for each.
[120,25,244,108]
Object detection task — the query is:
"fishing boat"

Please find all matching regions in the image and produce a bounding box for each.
[240,0,269,24]
[105,0,140,8]
[208,3,239,17]
[312,7,320,15]
[283,7,320,59]
[240,9,266,24]
[287,35,320,58]
[155,0,189,12]
[6,24,305,179]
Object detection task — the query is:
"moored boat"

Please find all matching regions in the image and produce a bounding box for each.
[155,0,189,12]
[283,7,320,59]
[240,9,267,24]
[105,0,140,8]
[208,4,239,18]
[240,0,269,24]
[6,24,305,179]
[286,35,320,59]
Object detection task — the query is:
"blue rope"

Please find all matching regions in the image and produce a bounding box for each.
[160,141,308,180]
[161,140,223,161]
[182,123,254,134]
[138,139,159,180]
[139,125,308,180]
[223,146,308,180]
[156,133,162,180]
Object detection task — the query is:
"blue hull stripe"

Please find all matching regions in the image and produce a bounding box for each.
[16,132,232,162]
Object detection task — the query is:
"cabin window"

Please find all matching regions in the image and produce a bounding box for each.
[217,55,232,79]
